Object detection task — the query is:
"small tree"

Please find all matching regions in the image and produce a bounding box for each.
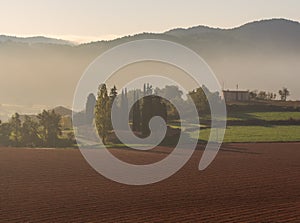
[10,113,22,146]
[188,86,209,114]
[109,85,118,101]
[249,90,258,100]
[250,90,276,100]
[257,91,267,100]
[267,92,276,100]
[278,87,290,101]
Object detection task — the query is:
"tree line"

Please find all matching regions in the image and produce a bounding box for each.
[2,84,290,148]
[0,110,74,147]
[249,87,290,101]
[87,83,221,145]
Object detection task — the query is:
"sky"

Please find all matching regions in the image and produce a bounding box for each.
[1,0,300,43]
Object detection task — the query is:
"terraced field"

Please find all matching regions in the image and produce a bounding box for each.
[0,143,299,222]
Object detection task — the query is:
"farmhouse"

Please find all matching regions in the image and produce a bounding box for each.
[223,90,250,102]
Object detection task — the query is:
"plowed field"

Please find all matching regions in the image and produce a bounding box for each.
[1,143,299,222]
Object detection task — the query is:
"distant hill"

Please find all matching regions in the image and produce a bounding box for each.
[0,18,300,111]
[52,106,73,116]
[0,35,73,45]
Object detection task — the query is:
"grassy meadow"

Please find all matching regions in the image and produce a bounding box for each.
[187,110,300,143]
[192,125,300,143]
[227,111,300,121]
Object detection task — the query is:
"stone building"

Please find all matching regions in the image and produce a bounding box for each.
[223,90,250,102]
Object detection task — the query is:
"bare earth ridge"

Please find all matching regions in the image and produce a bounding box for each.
[0,143,299,222]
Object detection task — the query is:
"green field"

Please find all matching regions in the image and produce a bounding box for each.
[67,111,300,144]
[171,111,300,143]
[227,111,300,121]
[191,125,300,143]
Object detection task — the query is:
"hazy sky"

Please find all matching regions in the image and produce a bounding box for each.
[1,0,300,43]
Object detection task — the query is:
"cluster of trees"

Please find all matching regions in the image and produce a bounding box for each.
[250,90,277,101]
[0,83,226,147]
[278,88,290,101]
[1,82,293,148]
[91,83,220,144]
[94,83,169,144]
[250,87,290,101]
[137,84,168,136]
[0,110,74,147]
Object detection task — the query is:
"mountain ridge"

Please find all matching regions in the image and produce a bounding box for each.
[1,18,299,45]
[0,18,299,113]
[0,34,74,45]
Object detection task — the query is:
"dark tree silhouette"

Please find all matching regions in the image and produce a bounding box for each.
[132,90,141,132]
[109,85,118,101]
[141,95,167,136]
[189,86,209,114]
[279,87,290,101]
[119,88,129,130]
[85,93,96,125]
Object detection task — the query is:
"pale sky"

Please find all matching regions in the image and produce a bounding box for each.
[1,0,300,43]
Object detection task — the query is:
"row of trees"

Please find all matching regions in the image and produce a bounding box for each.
[91,83,220,144]
[93,83,169,144]
[0,110,73,147]
[250,91,277,101]
[250,87,290,101]
[135,84,168,136]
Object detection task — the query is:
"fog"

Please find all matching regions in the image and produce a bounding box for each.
[1,19,300,120]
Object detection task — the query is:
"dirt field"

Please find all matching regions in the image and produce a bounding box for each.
[0,143,300,222]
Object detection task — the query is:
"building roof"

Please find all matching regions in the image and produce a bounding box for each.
[223,90,249,93]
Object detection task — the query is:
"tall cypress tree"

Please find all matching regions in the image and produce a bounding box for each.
[85,93,96,125]
[95,84,110,144]
[132,90,141,132]
[119,88,129,130]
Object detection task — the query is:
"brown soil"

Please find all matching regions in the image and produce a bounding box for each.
[0,143,299,222]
